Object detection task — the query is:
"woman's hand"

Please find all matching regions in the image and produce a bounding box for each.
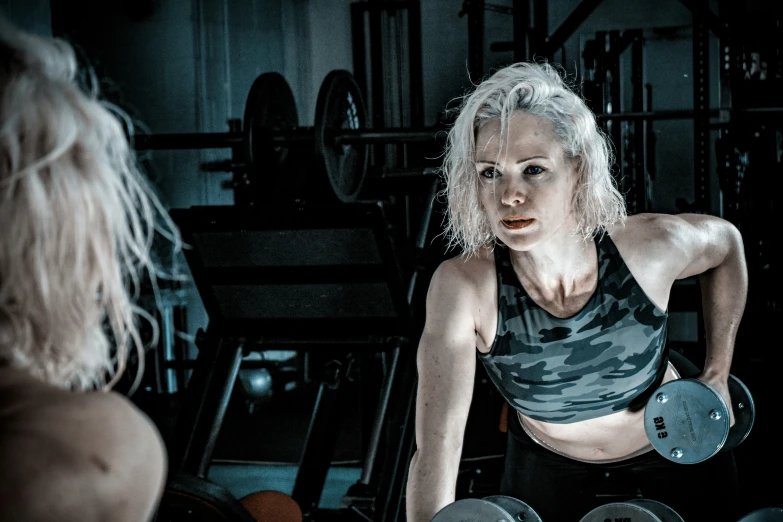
[697,373,735,428]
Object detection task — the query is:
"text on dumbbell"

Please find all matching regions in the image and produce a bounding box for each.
[653,416,668,439]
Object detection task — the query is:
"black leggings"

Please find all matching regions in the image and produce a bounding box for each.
[500,351,741,522]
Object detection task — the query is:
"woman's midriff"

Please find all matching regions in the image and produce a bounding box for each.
[517,361,681,463]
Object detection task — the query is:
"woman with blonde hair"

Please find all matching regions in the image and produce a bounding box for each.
[0,18,179,522]
[406,62,746,521]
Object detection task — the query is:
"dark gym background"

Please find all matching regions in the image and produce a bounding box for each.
[4,0,782,520]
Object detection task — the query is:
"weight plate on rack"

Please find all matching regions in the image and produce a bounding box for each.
[243,72,298,196]
[314,69,369,203]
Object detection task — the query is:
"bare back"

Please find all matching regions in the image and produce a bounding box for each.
[0,367,167,522]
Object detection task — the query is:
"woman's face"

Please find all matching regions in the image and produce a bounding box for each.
[475,111,579,251]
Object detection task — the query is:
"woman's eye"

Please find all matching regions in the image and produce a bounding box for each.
[480,167,500,179]
[524,165,545,175]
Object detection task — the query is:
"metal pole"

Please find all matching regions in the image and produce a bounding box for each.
[631,31,646,213]
[693,0,711,213]
[337,129,440,144]
[292,358,346,514]
[358,346,401,485]
[512,0,529,62]
[467,0,485,82]
[133,132,243,150]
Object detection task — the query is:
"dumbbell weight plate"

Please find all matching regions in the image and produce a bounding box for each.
[630,499,685,522]
[431,498,516,522]
[722,374,756,451]
[580,501,662,522]
[644,378,730,464]
[157,472,257,522]
[738,507,783,521]
[484,495,543,522]
[314,69,369,203]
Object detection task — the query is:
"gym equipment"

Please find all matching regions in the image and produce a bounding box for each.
[738,507,783,521]
[133,66,783,207]
[134,72,298,206]
[155,472,257,522]
[431,495,543,522]
[580,499,684,522]
[134,70,442,203]
[243,72,299,174]
[239,490,303,522]
[160,201,429,522]
[313,70,368,202]
[643,374,755,464]
[581,501,783,522]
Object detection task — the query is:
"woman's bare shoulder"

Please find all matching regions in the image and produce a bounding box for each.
[425,247,497,334]
[434,247,496,288]
[0,368,159,441]
[0,370,166,521]
[608,213,677,248]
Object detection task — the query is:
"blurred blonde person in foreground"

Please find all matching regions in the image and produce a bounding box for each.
[0,17,181,522]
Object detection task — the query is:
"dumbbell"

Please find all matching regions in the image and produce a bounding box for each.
[583,502,783,522]
[433,497,783,522]
[431,495,543,522]
[738,507,783,521]
[581,502,783,522]
[580,499,684,522]
[644,374,755,464]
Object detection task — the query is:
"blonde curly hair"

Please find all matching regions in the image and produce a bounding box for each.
[0,20,181,391]
[441,62,626,256]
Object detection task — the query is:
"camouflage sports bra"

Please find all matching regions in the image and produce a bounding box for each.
[478,232,669,424]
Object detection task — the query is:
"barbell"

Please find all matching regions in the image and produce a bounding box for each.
[134,69,443,203]
[133,68,783,204]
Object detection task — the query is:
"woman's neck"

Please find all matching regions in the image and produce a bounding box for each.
[508,230,598,299]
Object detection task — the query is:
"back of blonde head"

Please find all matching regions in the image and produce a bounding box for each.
[0,20,179,391]
[442,62,626,256]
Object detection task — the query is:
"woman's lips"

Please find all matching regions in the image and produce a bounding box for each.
[501,218,535,230]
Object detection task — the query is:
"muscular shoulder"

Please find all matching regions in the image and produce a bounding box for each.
[424,248,496,335]
[610,213,739,280]
[429,248,496,311]
[0,378,166,521]
[434,248,494,288]
[610,213,675,245]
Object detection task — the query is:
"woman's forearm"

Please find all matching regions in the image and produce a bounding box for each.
[699,226,748,378]
[406,448,461,522]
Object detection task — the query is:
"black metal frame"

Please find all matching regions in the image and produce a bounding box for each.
[170,330,245,478]
[691,0,711,213]
[488,0,605,62]
[171,204,410,343]
[166,203,421,520]
[583,29,651,214]
[351,1,425,149]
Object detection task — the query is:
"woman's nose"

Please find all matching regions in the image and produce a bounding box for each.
[500,178,527,206]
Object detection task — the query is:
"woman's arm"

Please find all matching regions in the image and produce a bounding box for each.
[670,214,748,424]
[406,260,479,522]
[671,214,748,380]
[637,213,749,424]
